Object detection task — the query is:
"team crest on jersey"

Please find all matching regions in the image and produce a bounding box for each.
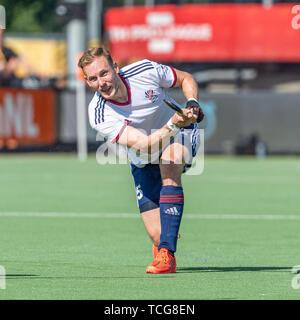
[145,89,159,103]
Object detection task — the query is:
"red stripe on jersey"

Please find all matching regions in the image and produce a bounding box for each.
[169,66,177,88]
[111,119,131,144]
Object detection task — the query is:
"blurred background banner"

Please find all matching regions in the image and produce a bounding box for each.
[4,34,66,79]
[105,4,300,62]
[169,88,300,154]
[0,88,55,147]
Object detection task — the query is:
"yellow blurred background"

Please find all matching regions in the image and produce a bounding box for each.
[4,35,66,79]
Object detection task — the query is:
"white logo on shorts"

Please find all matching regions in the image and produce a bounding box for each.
[135,185,143,200]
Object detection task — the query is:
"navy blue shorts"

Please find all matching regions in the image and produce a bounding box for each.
[130,163,162,214]
[130,124,200,213]
[130,162,194,213]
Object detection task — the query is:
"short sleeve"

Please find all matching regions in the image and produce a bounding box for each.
[91,116,130,144]
[151,61,177,88]
[88,94,129,144]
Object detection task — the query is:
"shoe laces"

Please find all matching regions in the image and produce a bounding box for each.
[157,249,169,263]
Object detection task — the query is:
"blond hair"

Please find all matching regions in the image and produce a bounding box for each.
[78,47,114,70]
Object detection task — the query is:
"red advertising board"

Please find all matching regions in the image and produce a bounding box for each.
[0,88,55,147]
[105,4,300,62]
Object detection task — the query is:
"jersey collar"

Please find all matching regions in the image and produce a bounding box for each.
[102,74,131,106]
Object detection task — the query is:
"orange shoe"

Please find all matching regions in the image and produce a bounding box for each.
[146,248,176,274]
[152,234,181,259]
[152,244,158,260]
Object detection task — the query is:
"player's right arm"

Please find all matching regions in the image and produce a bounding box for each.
[117,108,196,154]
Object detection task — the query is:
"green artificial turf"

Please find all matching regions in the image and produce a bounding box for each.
[0,154,299,299]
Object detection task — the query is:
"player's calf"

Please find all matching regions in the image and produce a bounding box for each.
[158,184,184,255]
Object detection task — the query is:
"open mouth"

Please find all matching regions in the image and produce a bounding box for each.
[100,86,112,95]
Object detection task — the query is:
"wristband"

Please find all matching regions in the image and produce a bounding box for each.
[167,118,180,132]
[188,98,198,103]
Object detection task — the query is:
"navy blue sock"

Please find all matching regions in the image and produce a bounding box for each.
[158,185,184,254]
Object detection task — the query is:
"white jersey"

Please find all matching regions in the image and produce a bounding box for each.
[88,59,178,165]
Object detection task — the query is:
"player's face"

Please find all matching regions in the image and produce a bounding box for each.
[84,56,120,100]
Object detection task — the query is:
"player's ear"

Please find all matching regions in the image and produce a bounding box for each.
[113,62,119,73]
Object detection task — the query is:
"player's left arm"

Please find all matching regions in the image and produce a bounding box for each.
[171,68,204,123]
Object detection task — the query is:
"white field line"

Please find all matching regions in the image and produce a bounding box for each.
[0,212,300,220]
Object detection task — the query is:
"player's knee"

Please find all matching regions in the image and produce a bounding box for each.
[160,163,184,186]
[161,142,186,165]
[160,153,185,166]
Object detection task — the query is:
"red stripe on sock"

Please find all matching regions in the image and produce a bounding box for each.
[159,198,184,203]
[160,194,183,198]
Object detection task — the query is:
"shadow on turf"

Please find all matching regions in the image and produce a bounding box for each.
[5,273,177,279]
[6,274,39,278]
[177,266,291,273]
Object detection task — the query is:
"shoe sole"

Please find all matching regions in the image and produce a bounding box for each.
[146,266,176,274]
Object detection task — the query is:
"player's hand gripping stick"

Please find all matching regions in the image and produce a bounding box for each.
[164,98,204,123]
[186,99,204,123]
